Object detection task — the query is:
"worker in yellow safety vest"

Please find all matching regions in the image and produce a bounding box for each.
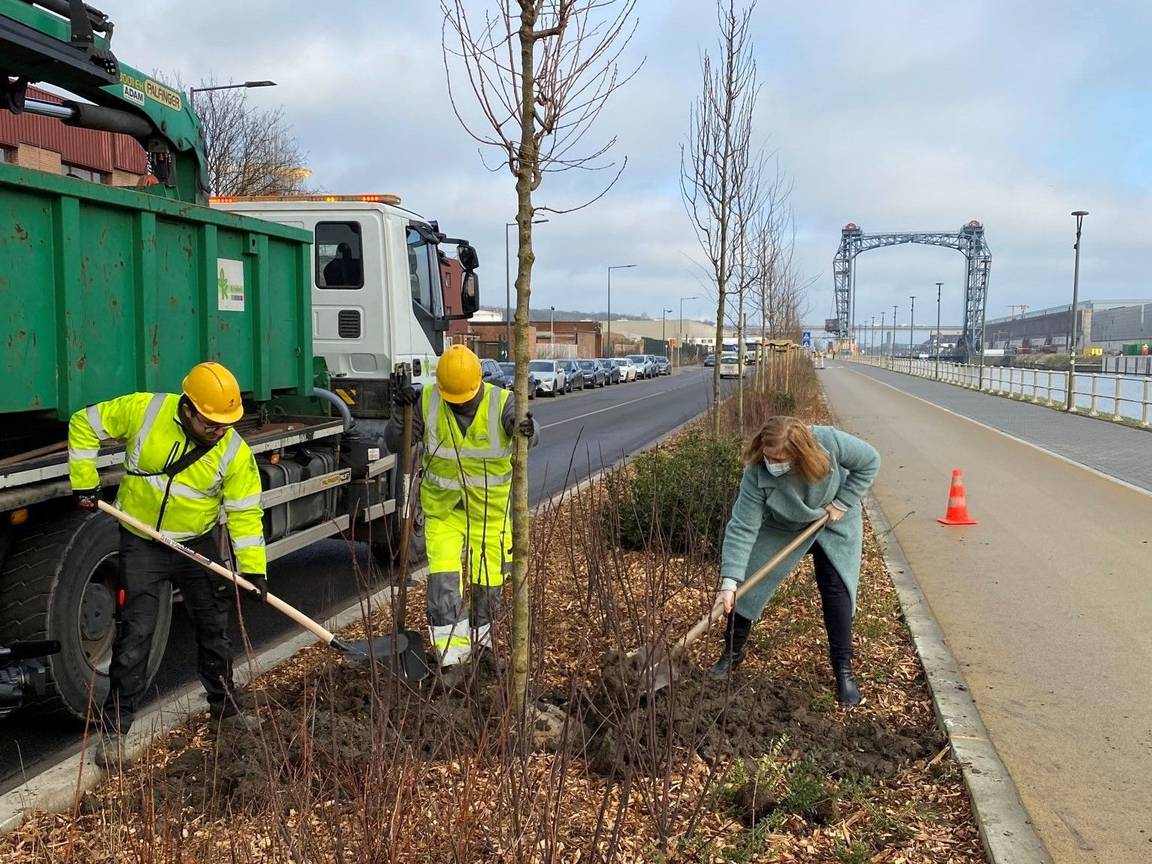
[390,345,538,683]
[68,362,266,766]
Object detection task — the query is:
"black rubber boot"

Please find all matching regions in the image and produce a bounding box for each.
[707,612,754,680]
[832,659,862,706]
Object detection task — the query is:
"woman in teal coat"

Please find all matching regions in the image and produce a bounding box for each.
[710,416,880,705]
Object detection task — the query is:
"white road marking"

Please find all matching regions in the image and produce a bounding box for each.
[539,383,696,430]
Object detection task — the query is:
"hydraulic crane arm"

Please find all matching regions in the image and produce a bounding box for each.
[0,0,208,202]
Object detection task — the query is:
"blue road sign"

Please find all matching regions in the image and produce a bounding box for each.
[801,330,812,348]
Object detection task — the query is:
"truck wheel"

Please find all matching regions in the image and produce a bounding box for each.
[0,510,172,721]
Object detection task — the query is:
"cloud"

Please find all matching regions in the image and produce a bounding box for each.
[105,0,1152,329]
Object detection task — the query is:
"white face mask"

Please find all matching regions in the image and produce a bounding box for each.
[764,459,791,476]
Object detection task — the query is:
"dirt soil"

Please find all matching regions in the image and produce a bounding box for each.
[578,657,940,783]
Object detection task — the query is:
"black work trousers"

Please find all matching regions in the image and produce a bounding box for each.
[811,541,853,664]
[102,528,237,733]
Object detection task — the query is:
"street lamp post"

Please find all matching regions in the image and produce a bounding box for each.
[891,304,898,364]
[870,317,875,358]
[661,308,673,355]
[505,219,549,359]
[606,264,636,356]
[1067,210,1089,411]
[550,305,556,355]
[188,80,277,100]
[935,282,942,380]
[880,311,886,362]
[909,295,916,371]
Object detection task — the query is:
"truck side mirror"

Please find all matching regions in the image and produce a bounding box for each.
[457,242,479,271]
[460,271,479,315]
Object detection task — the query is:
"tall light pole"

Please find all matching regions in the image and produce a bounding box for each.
[678,295,698,368]
[661,308,673,359]
[1067,210,1089,411]
[880,311,886,360]
[550,305,556,356]
[935,282,943,380]
[870,316,876,358]
[891,304,898,363]
[909,295,916,370]
[606,264,636,356]
[505,219,549,359]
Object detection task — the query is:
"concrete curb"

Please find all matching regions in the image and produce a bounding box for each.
[863,494,1051,864]
[0,565,428,835]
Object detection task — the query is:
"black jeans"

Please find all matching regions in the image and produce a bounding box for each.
[811,542,853,664]
[102,528,238,733]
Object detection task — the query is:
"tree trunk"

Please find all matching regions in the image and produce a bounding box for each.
[509,4,538,722]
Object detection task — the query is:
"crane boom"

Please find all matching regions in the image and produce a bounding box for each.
[0,0,208,202]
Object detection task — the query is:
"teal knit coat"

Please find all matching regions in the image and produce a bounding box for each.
[719,426,880,621]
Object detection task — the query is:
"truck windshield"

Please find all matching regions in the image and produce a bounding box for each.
[406,226,443,317]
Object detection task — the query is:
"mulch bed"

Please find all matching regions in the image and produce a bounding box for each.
[1,382,985,863]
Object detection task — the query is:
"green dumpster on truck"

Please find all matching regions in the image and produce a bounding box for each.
[0,163,314,420]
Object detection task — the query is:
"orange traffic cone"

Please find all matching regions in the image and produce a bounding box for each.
[937,469,977,526]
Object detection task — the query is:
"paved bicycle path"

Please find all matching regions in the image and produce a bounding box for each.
[823,363,1152,863]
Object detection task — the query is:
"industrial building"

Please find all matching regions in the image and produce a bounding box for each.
[983,300,1152,353]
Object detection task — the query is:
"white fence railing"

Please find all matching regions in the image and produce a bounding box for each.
[853,355,1152,425]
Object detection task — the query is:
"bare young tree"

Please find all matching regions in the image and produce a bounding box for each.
[441,0,638,716]
[681,0,759,436]
[188,80,311,197]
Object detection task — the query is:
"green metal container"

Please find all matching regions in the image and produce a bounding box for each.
[1122,343,1140,356]
[0,163,313,420]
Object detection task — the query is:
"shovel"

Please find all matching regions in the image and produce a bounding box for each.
[633,515,828,693]
[96,500,432,682]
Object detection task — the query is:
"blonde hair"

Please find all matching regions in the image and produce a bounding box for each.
[742,416,831,483]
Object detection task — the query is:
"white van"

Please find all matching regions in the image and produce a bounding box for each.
[719,353,743,379]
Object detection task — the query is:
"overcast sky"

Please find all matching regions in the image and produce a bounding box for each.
[111,0,1151,329]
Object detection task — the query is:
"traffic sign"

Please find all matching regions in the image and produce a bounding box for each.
[801,330,812,348]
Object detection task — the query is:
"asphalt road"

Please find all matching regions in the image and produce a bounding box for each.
[822,362,1152,863]
[0,366,722,793]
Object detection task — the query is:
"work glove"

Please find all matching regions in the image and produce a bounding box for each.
[243,574,269,602]
[74,488,100,511]
[392,384,419,408]
[517,412,535,438]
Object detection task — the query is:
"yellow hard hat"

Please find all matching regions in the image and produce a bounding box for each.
[182,361,244,424]
[436,345,482,404]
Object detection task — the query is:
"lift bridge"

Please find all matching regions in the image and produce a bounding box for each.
[831,221,991,360]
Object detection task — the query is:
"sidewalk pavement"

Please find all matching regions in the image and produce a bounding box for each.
[822,363,1152,864]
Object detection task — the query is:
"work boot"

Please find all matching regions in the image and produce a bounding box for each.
[475,645,507,676]
[93,730,127,770]
[707,612,754,680]
[832,659,862,706]
[435,661,471,692]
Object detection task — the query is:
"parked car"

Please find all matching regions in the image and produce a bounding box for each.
[480,358,510,389]
[719,352,744,379]
[627,354,655,378]
[577,359,606,388]
[612,357,637,382]
[652,355,671,375]
[498,362,537,399]
[560,359,584,390]
[703,353,716,367]
[597,358,621,385]
[529,359,567,396]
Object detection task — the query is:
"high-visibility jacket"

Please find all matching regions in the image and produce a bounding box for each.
[68,392,267,575]
[420,383,513,520]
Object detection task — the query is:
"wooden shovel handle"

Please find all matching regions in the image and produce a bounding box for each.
[97,500,338,646]
[675,515,829,652]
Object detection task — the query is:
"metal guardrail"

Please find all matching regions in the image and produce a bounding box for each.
[853,355,1152,425]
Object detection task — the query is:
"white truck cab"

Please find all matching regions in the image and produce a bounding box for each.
[213,194,478,417]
